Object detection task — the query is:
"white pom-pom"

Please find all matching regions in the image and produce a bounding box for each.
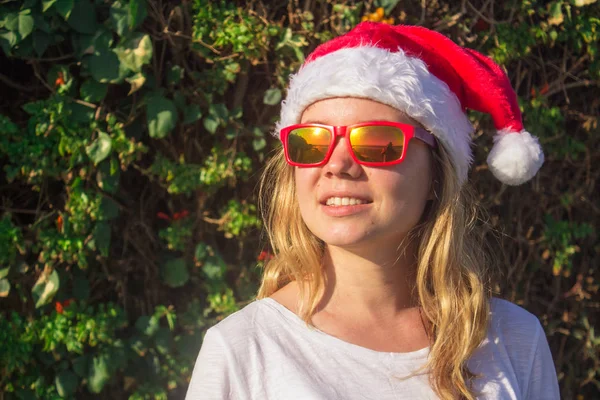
[487,129,544,186]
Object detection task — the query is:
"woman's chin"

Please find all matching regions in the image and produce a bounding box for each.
[314,226,411,252]
[315,230,376,249]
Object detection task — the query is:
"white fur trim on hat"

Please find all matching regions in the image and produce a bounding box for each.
[487,129,544,185]
[276,46,474,183]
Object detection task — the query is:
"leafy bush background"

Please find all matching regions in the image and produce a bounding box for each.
[0,0,598,398]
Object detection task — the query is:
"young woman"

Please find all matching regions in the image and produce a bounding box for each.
[186,22,559,399]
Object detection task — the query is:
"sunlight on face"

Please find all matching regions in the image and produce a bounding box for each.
[294,97,433,252]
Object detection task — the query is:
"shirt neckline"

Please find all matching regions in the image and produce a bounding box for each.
[259,297,430,361]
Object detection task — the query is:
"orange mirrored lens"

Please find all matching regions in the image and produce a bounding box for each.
[287,127,332,164]
[349,125,405,163]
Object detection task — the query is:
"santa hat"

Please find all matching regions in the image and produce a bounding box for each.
[275,22,544,186]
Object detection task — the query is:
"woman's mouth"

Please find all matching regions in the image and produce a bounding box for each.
[320,197,372,217]
[324,196,370,206]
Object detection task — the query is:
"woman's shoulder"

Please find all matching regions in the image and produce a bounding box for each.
[471,298,559,398]
[204,296,298,348]
[482,297,547,358]
[490,297,539,320]
[208,298,276,334]
[187,298,299,399]
[488,297,542,333]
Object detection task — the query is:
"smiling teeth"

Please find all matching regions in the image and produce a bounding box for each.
[326,197,366,206]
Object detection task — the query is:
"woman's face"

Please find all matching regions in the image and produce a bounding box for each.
[294,97,434,252]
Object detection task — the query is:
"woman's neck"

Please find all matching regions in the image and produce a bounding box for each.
[316,243,419,322]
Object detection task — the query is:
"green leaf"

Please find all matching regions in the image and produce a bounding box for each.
[203,255,226,280]
[125,72,145,95]
[194,243,208,260]
[55,370,78,397]
[135,315,159,336]
[88,355,110,394]
[53,0,74,19]
[32,31,50,56]
[32,269,60,308]
[12,38,35,57]
[223,61,240,82]
[173,91,186,111]
[99,197,119,220]
[17,262,28,274]
[162,258,189,288]
[67,0,97,34]
[548,2,564,26]
[167,65,183,85]
[109,1,128,36]
[80,79,108,103]
[96,160,120,194]
[183,104,202,125]
[86,49,127,83]
[0,31,18,54]
[128,0,148,30]
[42,0,58,12]
[93,221,111,257]
[68,102,94,124]
[78,28,113,56]
[109,0,147,36]
[32,12,51,33]
[573,0,597,5]
[253,137,266,151]
[72,355,90,378]
[47,64,70,89]
[0,267,9,279]
[114,33,153,73]
[210,103,229,120]
[16,11,34,40]
[225,126,237,140]
[146,95,177,139]
[4,13,19,31]
[0,279,10,297]
[252,127,264,137]
[203,115,219,134]
[263,88,282,105]
[155,327,171,354]
[86,132,112,165]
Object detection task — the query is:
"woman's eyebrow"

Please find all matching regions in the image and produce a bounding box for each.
[300,120,326,124]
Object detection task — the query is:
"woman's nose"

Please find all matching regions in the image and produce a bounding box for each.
[322,137,363,178]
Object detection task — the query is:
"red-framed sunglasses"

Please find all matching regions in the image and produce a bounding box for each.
[280,121,437,167]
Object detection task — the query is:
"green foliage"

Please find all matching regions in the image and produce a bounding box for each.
[149,147,252,195]
[159,218,194,252]
[146,94,178,139]
[31,268,60,308]
[519,96,589,160]
[490,22,537,65]
[193,0,278,61]
[263,88,282,106]
[161,258,190,288]
[542,215,594,276]
[219,200,261,238]
[0,0,598,398]
[0,215,23,268]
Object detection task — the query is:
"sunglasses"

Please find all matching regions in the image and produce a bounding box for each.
[280,121,437,167]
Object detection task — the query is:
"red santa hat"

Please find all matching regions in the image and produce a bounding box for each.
[276,22,544,185]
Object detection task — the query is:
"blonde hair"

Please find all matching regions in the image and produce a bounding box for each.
[257,143,493,400]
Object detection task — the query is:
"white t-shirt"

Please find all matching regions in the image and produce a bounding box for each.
[186,297,560,399]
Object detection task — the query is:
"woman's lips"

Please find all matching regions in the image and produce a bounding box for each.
[320,202,371,217]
